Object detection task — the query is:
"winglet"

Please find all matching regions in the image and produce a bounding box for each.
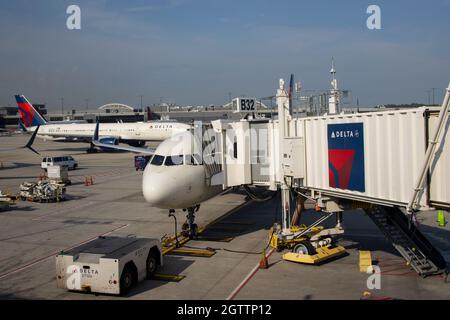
[94,121,100,141]
[24,125,40,155]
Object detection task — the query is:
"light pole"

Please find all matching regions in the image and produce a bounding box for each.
[140,95,143,112]
[85,99,89,112]
[60,98,64,116]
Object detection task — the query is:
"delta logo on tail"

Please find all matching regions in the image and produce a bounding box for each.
[327,123,365,192]
[15,95,47,128]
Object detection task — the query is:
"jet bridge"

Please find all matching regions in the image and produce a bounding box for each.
[212,79,450,275]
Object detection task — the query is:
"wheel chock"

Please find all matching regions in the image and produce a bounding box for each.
[282,245,346,265]
[153,273,186,282]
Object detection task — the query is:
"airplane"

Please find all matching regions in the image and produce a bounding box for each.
[92,122,223,238]
[15,95,192,152]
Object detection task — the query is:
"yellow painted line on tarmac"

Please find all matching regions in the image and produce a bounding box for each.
[168,248,216,257]
[153,273,186,282]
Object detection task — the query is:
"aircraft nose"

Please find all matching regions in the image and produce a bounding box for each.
[142,166,175,208]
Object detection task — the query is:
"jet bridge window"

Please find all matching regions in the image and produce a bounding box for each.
[184,154,202,165]
[164,155,184,166]
[150,154,165,166]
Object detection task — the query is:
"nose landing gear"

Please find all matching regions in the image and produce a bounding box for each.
[181,205,200,239]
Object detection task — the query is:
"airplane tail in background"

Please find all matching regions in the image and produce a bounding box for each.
[15,95,47,128]
[288,73,294,116]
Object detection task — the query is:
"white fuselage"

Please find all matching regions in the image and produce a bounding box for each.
[143,162,222,209]
[141,131,223,209]
[28,121,191,142]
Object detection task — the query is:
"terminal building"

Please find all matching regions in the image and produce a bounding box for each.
[0,101,254,129]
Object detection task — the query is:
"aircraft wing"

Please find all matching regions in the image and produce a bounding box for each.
[92,141,156,155]
[92,122,155,155]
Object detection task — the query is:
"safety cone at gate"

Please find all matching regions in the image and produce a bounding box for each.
[84,176,94,186]
[259,248,269,269]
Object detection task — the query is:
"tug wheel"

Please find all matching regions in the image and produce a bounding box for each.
[146,252,158,279]
[293,241,316,255]
[120,265,135,295]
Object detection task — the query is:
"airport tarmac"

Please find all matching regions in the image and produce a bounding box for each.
[1,134,450,300]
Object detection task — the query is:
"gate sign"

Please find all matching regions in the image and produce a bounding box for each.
[233,97,257,113]
[327,123,365,192]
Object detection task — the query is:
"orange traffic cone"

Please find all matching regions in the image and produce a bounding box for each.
[259,248,269,269]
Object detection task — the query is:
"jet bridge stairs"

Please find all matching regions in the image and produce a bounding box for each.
[366,206,448,277]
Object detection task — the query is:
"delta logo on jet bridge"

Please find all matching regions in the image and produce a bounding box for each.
[327,123,365,192]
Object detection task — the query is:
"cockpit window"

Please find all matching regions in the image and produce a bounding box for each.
[164,155,184,166]
[150,154,165,166]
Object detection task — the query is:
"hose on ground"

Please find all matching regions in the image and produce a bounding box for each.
[243,185,278,202]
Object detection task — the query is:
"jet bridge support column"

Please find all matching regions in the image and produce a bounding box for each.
[281,184,291,233]
[407,83,450,213]
[276,78,292,234]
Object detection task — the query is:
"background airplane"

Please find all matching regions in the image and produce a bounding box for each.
[15,95,191,152]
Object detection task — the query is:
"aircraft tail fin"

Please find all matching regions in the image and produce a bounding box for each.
[15,95,47,128]
[288,73,294,116]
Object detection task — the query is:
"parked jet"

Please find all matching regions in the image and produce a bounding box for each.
[92,122,223,237]
[15,95,191,152]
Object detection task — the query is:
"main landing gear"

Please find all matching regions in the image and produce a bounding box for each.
[180,205,200,239]
[86,142,98,153]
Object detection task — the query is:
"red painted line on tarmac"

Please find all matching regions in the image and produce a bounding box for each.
[0,223,129,280]
[226,247,276,300]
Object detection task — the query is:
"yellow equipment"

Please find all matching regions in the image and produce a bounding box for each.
[359,250,373,272]
[283,245,346,264]
[269,225,323,250]
[269,225,346,265]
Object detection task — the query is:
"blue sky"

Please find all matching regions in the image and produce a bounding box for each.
[0,0,449,110]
